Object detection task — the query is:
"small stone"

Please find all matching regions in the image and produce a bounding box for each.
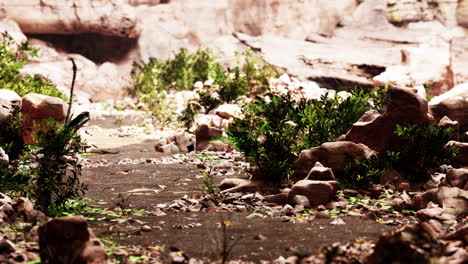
[141,225,152,232]
[331,218,346,225]
[254,234,267,241]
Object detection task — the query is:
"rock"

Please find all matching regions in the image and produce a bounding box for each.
[214,104,242,119]
[305,161,335,181]
[380,168,404,186]
[446,168,468,189]
[141,225,152,232]
[155,142,180,154]
[430,83,468,134]
[438,116,459,131]
[444,224,468,244]
[281,204,295,216]
[174,131,192,152]
[221,180,279,194]
[457,0,468,28]
[416,206,445,221]
[20,55,128,101]
[292,141,376,181]
[366,222,445,264]
[345,86,432,154]
[11,197,34,222]
[217,178,251,191]
[263,192,289,206]
[0,18,27,44]
[0,0,139,38]
[447,141,468,167]
[38,215,108,264]
[288,180,338,207]
[195,124,223,151]
[0,193,15,223]
[411,186,468,217]
[0,148,8,168]
[230,0,356,39]
[374,45,454,96]
[0,89,22,123]
[21,93,67,145]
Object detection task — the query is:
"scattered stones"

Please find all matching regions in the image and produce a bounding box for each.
[141,225,152,232]
[411,186,468,217]
[430,83,468,135]
[38,215,108,264]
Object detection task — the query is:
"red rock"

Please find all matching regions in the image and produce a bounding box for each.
[38,215,108,264]
[292,141,376,181]
[305,161,335,181]
[446,168,468,189]
[288,180,338,206]
[263,192,289,206]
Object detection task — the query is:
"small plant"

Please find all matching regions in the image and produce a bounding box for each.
[343,156,382,188]
[387,124,457,181]
[198,169,223,205]
[0,34,65,99]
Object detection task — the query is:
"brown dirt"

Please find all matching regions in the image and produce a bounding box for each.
[82,139,395,262]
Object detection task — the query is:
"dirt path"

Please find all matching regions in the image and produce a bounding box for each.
[81,129,395,262]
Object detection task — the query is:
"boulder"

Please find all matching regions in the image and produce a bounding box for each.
[0,89,22,123]
[304,161,335,181]
[214,104,242,119]
[20,55,127,101]
[345,86,432,154]
[263,192,289,206]
[447,141,468,167]
[411,186,467,217]
[0,147,8,167]
[195,124,224,151]
[457,0,468,28]
[288,180,338,206]
[21,93,67,145]
[218,178,252,191]
[292,141,376,182]
[229,0,357,39]
[38,215,108,264]
[446,168,468,189]
[386,0,458,27]
[0,0,139,38]
[0,193,15,223]
[437,116,459,134]
[220,180,279,194]
[430,83,468,134]
[0,18,27,44]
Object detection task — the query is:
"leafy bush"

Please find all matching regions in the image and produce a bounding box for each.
[0,117,89,215]
[129,48,278,128]
[386,124,457,182]
[227,88,383,184]
[0,35,65,99]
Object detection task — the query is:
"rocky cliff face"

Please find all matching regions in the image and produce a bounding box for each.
[0,0,467,100]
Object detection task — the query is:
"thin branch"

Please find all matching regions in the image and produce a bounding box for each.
[65,57,77,124]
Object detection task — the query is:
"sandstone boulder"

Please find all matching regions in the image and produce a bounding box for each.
[446,168,467,189]
[214,104,242,120]
[345,86,432,154]
[292,141,376,181]
[457,0,468,28]
[430,83,468,135]
[21,93,67,145]
[411,186,467,217]
[38,215,108,264]
[218,178,252,191]
[0,18,27,44]
[0,0,139,38]
[304,161,335,181]
[0,89,21,124]
[195,124,225,152]
[447,141,468,167]
[288,180,338,206]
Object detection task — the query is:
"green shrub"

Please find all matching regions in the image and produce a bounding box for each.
[0,117,89,215]
[386,124,457,182]
[129,48,278,128]
[0,35,65,99]
[227,88,383,184]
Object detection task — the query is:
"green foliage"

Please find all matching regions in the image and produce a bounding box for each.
[31,119,89,214]
[227,88,382,184]
[0,34,65,99]
[343,156,382,188]
[387,124,457,181]
[0,118,89,216]
[129,48,278,128]
[197,169,223,205]
[0,114,26,160]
